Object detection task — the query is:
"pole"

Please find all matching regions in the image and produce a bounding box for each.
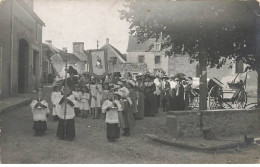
[97,40,99,49]
[64,60,68,137]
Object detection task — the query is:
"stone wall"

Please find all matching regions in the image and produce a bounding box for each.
[111,62,148,76]
[167,109,260,138]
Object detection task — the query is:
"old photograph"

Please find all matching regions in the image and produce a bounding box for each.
[0,0,260,164]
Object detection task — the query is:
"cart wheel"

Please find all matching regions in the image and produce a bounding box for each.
[235,90,247,109]
[208,85,223,110]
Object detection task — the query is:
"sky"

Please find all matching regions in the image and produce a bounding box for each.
[34,0,130,53]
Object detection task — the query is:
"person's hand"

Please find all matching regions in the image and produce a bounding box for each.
[113,103,118,108]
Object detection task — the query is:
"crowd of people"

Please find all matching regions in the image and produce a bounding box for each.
[30,66,194,142]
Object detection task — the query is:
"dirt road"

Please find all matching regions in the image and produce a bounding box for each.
[1,105,260,163]
[0,88,259,163]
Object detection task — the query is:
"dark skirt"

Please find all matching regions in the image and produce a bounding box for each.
[135,92,145,120]
[33,121,47,132]
[176,96,185,110]
[56,118,75,140]
[170,89,177,111]
[162,93,170,111]
[106,123,120,140]
[144,92,157,117]
[74,108,81,117]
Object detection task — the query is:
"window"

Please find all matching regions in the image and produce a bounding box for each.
[110,57,117,64]
[138,55,145,63]
[155,55,161,64]
[155,43,161,51]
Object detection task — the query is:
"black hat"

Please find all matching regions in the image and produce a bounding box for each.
[161,75,169,80]
[67,66,78,75]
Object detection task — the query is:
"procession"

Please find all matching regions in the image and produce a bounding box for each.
[32,65,191,142]
[1,0,260,164]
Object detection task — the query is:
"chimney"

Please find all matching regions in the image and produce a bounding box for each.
[45,40,52,46]
[106,38,109,44]
[73,42,84,53]
[62,47,67,53]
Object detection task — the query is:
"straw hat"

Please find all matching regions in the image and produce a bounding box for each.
[114,91,122,97]
[126,80,135,87]
[120,87,129,98]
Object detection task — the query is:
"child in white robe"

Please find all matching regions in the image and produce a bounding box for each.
[30,90,50,136]
[51,85,61,121]
[102,91,123,142]
[72,85,82,117]
[80,86,90,118]
[57,87,76,141]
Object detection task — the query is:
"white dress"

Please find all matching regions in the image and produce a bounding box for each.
[51,92,61,116]
[72,91,82,109]
[90,84,102,108]
[81,93,90,110]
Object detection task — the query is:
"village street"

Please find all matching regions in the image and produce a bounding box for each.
[0,87,259,164]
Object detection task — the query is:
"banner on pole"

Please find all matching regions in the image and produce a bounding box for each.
[88,49,108,78]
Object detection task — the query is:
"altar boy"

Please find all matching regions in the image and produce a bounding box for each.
[102,91,123,142]
[30,90,50,136]
[57,87,76,141]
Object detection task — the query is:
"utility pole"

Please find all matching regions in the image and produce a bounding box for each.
[96,40,99,49]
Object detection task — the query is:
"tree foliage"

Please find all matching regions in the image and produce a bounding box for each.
[120,0,258,70]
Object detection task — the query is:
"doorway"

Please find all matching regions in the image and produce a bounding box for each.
[18,39,29,93]
[33,50,39,90]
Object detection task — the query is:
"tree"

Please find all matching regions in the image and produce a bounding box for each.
[120,0,260,108]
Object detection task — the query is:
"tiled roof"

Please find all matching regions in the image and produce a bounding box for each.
[42,43,80,63]
[127,35,156,52]
[58,50,80,62]
[74,51,88,62]
[100,43,126,63]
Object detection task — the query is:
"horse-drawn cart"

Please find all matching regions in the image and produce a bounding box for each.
[187,72,248,110]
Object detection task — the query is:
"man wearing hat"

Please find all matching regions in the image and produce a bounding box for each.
[154,75,162,111]
[161,76,170,112]
[175,77,185,110]
[79,72,91,88]
[169,75,177,111]
[62,66,79,91]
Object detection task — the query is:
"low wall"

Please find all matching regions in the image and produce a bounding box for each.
[167,109,260,138]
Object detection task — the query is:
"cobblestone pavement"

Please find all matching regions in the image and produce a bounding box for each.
[0,88,260,164]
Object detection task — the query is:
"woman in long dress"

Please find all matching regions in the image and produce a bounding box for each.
[144,75,157,117]
[126,80,139,119]
[175,77,185,110]
[120,87,135,136]
[135,75,145,119]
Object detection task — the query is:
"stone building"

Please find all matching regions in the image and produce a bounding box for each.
[42,41,83,78]
[0,0,44,98]
[72,42,90,73]
[127,35,171,75]
[100,38,126,73]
